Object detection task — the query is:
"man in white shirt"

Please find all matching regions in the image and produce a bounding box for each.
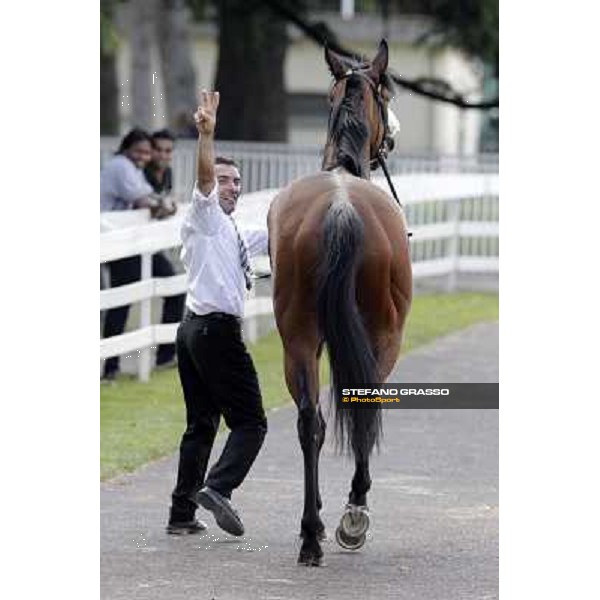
[167,91,268,537]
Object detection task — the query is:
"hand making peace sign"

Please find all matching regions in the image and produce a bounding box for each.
[194,90,220,136]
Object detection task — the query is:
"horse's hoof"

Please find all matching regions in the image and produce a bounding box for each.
[335,525,366,550]
[340,504,370,537]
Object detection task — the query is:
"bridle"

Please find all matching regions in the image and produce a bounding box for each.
[329,69,404,209]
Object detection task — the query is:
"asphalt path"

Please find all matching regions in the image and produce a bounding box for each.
[101,322,498,600]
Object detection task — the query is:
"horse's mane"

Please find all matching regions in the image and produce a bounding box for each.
[329,75,370,178]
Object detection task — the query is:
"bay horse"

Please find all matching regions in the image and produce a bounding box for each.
[267,40,412,566]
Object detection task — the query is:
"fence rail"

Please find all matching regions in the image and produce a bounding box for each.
[101,137,498,196]
[100,171,498,381]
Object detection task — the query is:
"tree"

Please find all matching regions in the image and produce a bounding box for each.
[392,0,498,72]
[157,0,198,135]
[129,0,157,129]
[100,0,120,134]
[262,0,497,109]
[213,0,290,141]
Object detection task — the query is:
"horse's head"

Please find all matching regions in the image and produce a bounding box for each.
[322,40,395,178]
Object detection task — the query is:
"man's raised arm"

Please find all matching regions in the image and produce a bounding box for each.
[193,90,220,195]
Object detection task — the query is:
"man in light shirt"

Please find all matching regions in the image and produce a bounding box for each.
[167,91,268,537]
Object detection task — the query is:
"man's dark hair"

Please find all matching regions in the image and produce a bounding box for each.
[117,128,152,154]
[215,155,240,170]
[151,128,176,147]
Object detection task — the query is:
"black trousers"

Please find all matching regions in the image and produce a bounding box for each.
[171,311,267,520]
[102,253,185,375]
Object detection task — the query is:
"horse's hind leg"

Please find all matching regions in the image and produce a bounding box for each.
[338,331,402,550]
[335,448,373,551]
[285,349,325,566]
[349,457,372,507]
[315,404,327,539]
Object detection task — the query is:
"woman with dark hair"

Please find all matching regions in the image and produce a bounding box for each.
[101,128,154,212]
[116,128,153,154]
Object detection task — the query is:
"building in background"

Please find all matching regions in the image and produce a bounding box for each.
[112,4,487,155]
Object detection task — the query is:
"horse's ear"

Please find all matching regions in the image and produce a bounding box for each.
[325,45,347,80]
[368,39,389,82]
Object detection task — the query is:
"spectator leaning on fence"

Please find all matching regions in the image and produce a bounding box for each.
[100,128,184,381]
[100,128,154,212]
[167,90,268,537]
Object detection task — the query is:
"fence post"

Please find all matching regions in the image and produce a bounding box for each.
[446,198,461,292]
[138,252,152,382]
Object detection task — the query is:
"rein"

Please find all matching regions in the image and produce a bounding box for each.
[377,149,403,209]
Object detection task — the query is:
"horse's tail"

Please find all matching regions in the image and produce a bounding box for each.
[317,199,382,462]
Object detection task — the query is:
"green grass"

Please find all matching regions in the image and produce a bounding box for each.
[402,292,498,352]
[101,292,498,480]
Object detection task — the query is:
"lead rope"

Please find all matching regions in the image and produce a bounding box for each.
[377,150,412,239]
[377,151,402,208]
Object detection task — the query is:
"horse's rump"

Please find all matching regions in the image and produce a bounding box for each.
[268,171,411,315]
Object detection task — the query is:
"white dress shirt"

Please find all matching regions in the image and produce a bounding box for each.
[180,181,269,317]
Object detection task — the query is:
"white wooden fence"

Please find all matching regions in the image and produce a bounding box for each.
[101,137,498,195]
[100,172,498,381]
[100,211,274,382]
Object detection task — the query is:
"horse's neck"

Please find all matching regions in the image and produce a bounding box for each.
[321,141,371,179]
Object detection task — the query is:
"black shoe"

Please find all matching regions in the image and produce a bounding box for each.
[196,487,245,537]
[166,518,208,535]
